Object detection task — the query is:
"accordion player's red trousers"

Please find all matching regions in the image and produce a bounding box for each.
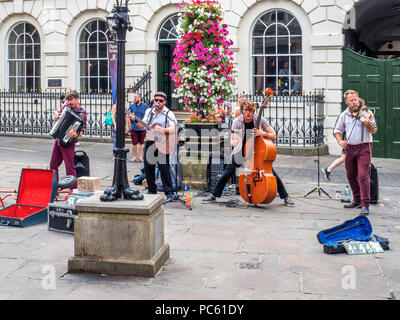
[50,140,77,189]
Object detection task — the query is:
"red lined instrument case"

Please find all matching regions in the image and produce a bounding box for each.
[0,169,58,227]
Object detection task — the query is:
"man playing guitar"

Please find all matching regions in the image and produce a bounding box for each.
[128,92,176,200]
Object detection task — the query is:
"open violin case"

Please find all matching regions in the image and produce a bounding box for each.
[0,169,58,227]
[317,215,389,254]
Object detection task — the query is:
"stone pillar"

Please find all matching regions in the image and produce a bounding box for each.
[68,193,169,277]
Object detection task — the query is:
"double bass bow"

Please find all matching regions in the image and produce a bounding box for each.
[238,88,277,205]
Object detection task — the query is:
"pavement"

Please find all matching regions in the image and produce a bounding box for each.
[0,135,400,301]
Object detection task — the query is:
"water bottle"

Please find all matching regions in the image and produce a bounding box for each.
[184,180,188,191]
[344,185,351,202]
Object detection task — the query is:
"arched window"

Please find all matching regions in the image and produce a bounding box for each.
[7,23,41,91]
[78,19,112,92]
[252,10,303,95]
[158,14,179,42]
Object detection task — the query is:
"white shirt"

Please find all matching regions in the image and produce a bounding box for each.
[334,108,376,145]
[142,106,176,129]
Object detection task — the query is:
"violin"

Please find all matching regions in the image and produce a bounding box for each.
[238,88,277,205]
[352,106,377,129]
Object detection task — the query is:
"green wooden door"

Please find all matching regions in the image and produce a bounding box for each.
[386,59,400,159]
[343,48,386,158]
[157,43,174,108]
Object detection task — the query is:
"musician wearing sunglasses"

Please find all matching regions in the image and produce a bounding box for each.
[130,92,176,201]
[50,90,87,189]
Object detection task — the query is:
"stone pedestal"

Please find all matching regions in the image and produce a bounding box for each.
[68,193,170,277]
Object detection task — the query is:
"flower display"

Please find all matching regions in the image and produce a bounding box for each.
[170,0,237,123]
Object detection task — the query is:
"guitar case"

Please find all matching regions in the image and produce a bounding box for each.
[317,215,389,254]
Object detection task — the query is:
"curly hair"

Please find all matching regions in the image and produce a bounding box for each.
[239,99,257,113]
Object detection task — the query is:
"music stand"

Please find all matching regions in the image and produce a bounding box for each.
[304,117,331,199]
[163,115,192,210]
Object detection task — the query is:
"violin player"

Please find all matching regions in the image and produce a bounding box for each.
[202,99,295,207]
[334,90,377,215]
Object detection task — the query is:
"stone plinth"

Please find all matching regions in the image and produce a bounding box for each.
[68,193,170,277]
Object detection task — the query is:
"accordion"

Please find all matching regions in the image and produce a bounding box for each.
[50,108,85,146]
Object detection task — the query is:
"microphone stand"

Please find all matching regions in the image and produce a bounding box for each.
[162,112,192,210]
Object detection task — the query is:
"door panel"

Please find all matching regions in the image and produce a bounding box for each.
[386,59,400,159]
[343,48,386,158]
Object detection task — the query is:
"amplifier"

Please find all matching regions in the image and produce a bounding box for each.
[48,192,93,234]
[206,153,235,193]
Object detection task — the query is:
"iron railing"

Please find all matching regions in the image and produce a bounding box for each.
[0,84,324,147]
[0,69,152,140]
[224,90,325,147]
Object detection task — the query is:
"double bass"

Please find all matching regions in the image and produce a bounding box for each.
[238,88,277,205]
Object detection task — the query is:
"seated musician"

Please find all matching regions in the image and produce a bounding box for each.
[129,92,176,201]
[50,90,87,189]
[202,99,295,207]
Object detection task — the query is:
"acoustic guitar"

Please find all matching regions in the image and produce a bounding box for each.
[127,111,177,155]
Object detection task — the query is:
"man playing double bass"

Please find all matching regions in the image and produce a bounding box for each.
[202,99,295,207]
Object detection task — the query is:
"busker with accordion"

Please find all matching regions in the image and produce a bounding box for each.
[49,90,87,189]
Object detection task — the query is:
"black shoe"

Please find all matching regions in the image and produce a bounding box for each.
[322,168,331,181]
[147,190,157,195]
[360,206,369,215]
[202,194,216,202]
[343,201,361,209]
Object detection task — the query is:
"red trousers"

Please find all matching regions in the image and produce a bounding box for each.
[50,140,77,189]
[345,143,372,207]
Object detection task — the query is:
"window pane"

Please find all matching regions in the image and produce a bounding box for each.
[265,37,276,54]
[35,77,40,91]
[86,21,98,33]
[99,77,109,91]
[288,19,302,35]
[26,45,33,59]
[26,61,34,76]
[17,44,24,59]
[17,61,25,76]
[98,31,107,42]
[35,61,41,76]
[98,20,107,32]
[9,77,16,90]
[253,21,265,36]
[8,45,15,59]
[277,24,288,36]
[265,24,276,36]
[290,36,302,54]
[32,30,40,44]
[291,76,302,93]
[277,37,289,54]
[89,61,98,76]
[9,62,16,76]
[18,77,25,90]
[14,23,24,35]
[252,38,263,54]
[265,76,277,93]
[26,77,34,90]
[278,11,293,26]
[89,43,97,58]
[34,45,40,58]
[80,29,90,43]
[159,29,169,40]
[265,56,277,76]
[80,61,88,77]
[79,44,88,58]
[253,77,264,94]
[8,30,17,44]
[291,56,302,75]
[99,43,107,58]
[99,60,108,76]
[81,78,88,91]
[89,78,99,91]
[260,11,275,26]
[253,57,264,75]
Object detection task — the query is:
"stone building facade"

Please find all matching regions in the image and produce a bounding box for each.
[0,0,398,155]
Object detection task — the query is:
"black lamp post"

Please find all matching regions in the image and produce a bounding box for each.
[101,0,142,201]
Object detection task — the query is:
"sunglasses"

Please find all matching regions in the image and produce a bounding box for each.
[154,99,165,103]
